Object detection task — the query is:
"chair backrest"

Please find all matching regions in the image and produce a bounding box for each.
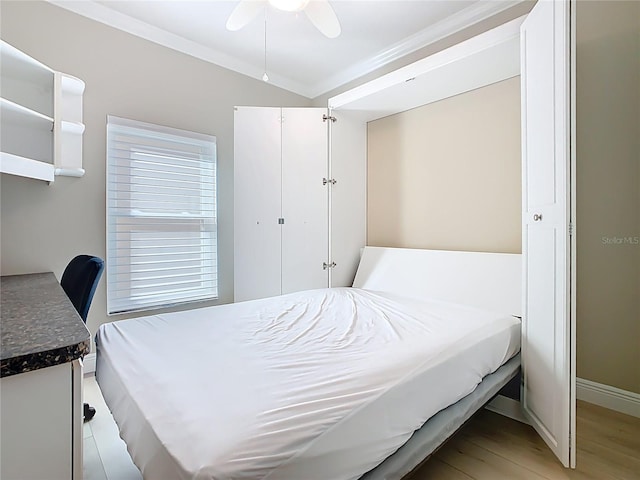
[60,255,105,323]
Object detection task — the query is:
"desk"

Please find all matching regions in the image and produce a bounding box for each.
[1,272,90,480]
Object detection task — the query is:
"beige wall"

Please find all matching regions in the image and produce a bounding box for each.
[367,1,640,395]
[576,0,640,394]
[0,2,310,337]
[367,77,522,253]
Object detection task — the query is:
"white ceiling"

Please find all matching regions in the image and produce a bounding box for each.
[49,0,522,99]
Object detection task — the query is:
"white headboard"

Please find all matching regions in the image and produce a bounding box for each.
[352,246,521,316]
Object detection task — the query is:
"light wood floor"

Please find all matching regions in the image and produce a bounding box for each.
[84,376,640,480]
[409,401,640,480]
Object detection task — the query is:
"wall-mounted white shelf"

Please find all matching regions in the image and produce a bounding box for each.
[0,41,54,118]
[0,152,55,182]
[1,97,54,129]
[0,97,54,166]
[0,41,85,182]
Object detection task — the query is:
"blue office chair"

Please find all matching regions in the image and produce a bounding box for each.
[61,255,105,422]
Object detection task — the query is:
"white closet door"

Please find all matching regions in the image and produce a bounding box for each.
[521,0,575,468]
[329,111,367,287]
[281,108,329,294]
[234,107,282,302]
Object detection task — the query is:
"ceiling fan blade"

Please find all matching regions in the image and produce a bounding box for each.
[304,0,341,38]
[226,0,266,31]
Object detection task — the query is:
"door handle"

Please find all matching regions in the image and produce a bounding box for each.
[533,213,543,221]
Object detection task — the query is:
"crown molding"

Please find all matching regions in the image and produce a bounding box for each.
[47,0,311,97]
[47,0,525,99]
[309,0,525,98]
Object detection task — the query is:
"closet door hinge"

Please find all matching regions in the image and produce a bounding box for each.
[322,114,337,123]
[322,177,337,186]
[323,262,336,270]
[569,223,574,236]
[278,218,285,225]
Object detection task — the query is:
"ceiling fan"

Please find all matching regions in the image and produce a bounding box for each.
[226,0,342,38]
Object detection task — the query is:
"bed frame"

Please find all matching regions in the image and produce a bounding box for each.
[354,246,522,479]
[98,246,522,480]
[353,246,521,316]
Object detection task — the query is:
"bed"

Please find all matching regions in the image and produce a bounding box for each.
[95,246,522,479]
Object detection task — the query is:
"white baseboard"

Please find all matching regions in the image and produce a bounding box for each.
[485,395,529,424]
[577,378,640,418]
[83,353,96,375]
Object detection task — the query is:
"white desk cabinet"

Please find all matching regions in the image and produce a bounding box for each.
[1,273,90,480]
[0,360,83,480]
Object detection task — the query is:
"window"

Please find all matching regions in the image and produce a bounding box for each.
[106,116,217,314]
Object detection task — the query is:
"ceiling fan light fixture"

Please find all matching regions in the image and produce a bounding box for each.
[268,0,310,12]
[227,0,341,39]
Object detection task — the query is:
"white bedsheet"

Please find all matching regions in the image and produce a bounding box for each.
[96,287,520,480]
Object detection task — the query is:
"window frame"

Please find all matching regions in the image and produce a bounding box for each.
[106,115,218,314]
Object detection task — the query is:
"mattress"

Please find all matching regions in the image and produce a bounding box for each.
[96,287,520,480]
[362,353,520,480]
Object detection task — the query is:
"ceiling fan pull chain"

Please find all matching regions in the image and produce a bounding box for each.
[262,6,269,82]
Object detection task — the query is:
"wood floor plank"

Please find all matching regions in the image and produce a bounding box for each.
[409,402,640,480]
[460,411,572,479]
[577,401,640,458]
[407,457,474,480]
[574,437,640,480]
[434,435,550,479]
[574,400,640,480]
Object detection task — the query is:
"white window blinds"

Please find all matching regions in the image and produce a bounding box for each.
[106,115,217,314]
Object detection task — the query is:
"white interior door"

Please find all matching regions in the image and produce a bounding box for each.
[234,106,282,302]
[328,111,367,287]
[281,108,329,293]
[521,0,575,468]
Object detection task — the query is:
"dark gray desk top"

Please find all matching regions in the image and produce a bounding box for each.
[1,272,90,377]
